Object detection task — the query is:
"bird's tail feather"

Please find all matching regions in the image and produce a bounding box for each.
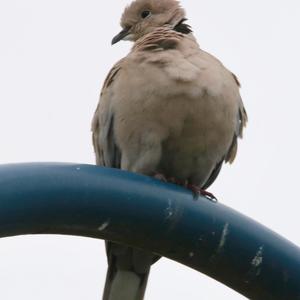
[102,242,159,300]
[102,266,150,300]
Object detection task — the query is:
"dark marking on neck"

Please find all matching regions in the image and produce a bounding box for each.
[174,18,193,34]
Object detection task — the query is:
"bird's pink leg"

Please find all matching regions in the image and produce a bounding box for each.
[186,184,218,202]
[153,173,168,182]
[153,174,217,202]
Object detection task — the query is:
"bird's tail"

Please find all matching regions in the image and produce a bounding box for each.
[102,242,159,300]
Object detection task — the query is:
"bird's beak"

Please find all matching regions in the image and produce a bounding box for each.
[111,28,131,45]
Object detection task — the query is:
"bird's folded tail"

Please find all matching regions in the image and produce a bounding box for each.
[102,242,160,300]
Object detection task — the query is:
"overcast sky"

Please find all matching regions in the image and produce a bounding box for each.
[0,0,300,299]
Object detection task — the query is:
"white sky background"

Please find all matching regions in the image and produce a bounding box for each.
[0,0,299,299]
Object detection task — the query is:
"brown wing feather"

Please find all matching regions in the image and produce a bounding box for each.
[202,74,247,189]
[225,74,248,164]
[91,103,104,165]
[91,60,124,168]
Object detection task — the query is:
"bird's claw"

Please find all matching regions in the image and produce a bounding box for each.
[154,174,218,203]
[186,184,218,203]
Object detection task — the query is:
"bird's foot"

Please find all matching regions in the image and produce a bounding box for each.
[153,174,185,185]
[186,184,218,202]
[153,173,168,182]
[154,174,217,202]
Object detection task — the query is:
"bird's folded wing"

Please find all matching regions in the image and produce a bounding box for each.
[225,73,248,164]
[92,60,124,168]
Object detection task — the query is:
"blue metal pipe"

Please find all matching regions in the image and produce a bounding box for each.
[0,163,299,299]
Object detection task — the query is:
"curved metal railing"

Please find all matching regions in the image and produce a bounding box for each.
[0,163,299,299]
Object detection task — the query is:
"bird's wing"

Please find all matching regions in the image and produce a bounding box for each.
[91,59,124,168]
[203,73,247,190]
[225,73,248,164]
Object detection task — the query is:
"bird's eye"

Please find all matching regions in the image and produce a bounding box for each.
[141,10,151,19]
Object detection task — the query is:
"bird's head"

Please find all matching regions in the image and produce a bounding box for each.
[112,0,187,45]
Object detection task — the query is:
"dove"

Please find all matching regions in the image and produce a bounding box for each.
[92,0,247,299]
